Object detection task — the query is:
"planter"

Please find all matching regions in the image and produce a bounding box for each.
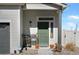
[35,44,39,49]
[50,44,54,49]
[53,43,62,52]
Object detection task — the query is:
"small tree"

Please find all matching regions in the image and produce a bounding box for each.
[74,24,78,45]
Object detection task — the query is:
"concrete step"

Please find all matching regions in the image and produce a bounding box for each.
[38,47,53,55]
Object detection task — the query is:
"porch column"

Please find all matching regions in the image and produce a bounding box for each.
[58,10,62,50]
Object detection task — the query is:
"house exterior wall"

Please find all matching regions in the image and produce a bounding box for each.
[23,10,59,46]
[0,5,22,54]
[0,3,66,54]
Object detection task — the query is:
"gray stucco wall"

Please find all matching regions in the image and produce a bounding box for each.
[23,10,59,45]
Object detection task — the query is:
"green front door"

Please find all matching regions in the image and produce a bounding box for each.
[38,22,49,47]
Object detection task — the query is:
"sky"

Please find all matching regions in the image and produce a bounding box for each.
[62,3,79,31]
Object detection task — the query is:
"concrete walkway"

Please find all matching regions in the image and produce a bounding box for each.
[15,47,79,55]
[21,47,53,55]
[38,47,53,55]
[15,47,53,55]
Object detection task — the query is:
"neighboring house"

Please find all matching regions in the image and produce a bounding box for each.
[0,3,67,54]
[62,30,79,47]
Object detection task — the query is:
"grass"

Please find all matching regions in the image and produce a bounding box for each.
[64,42,76,51]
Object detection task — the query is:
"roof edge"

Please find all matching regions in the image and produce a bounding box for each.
[0,3,25,6]
[54,3,67,8]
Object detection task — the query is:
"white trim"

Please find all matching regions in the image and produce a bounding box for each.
[0,19,11,53]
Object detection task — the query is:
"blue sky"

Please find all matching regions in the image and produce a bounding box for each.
[62,3,79,30]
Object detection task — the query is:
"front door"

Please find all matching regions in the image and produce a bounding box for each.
[38,22,49,47]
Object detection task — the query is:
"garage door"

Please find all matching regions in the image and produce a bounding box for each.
[0,23,10,54]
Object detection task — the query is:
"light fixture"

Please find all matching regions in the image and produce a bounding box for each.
[29,21,32,26]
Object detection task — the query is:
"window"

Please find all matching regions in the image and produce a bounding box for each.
[50,22,53,38]
[0,23,9,28]
[38,22,49,29]
[39,17,53,20]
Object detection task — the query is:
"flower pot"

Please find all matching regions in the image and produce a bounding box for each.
[35,44,39,49]
[50,44,54,49]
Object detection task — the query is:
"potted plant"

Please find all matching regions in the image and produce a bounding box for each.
[50,44,54,49]
[53,43,62,52]
[35,33,39,49]
[35,44,39,49]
